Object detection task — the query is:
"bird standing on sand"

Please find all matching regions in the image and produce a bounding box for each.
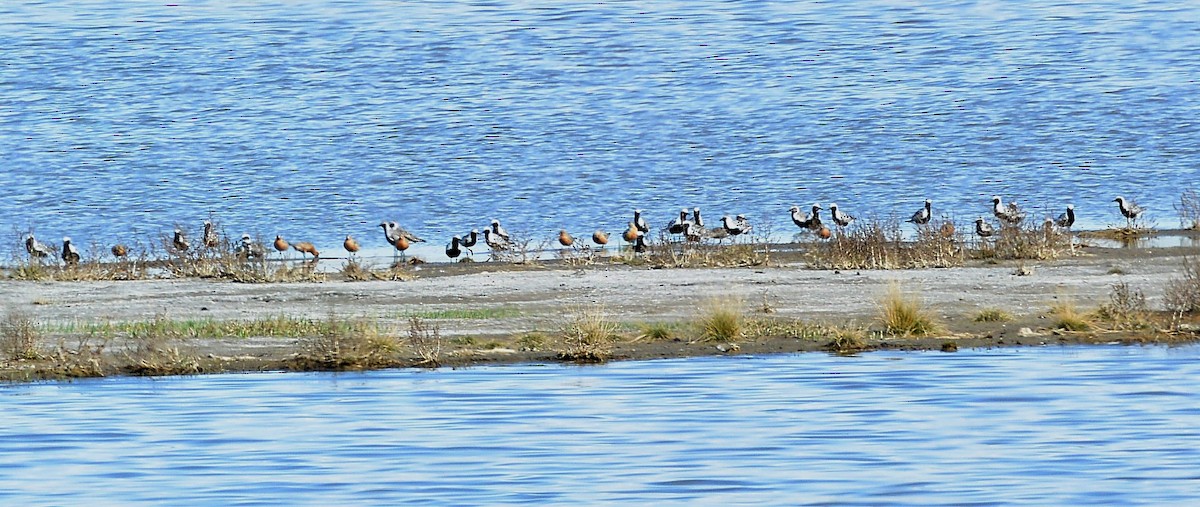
[460,229,479,256]
[273,235,289,260]
[790,205,814,230]
[292,241,319,261]
[992,195,1025,225]
[173,229,190,252]
[807,204,824,231]
[633,209,649,234]
[1055,204,1076,229]
[592,230,608,248]
[558,229,575,249]
[483,228,510,253]
[62,237,80,266]
[633,231,647,253]
[623,222,639,245]
[203,220,219,248]
[719,215,752,237]
[907,199,932,225]
[830,203,855,227]
[446,236,462,260]
[237,234,263,260]
[393,234,411,262]
[25,234,54,260]
[1113,196,1144,229]
[490,219,510,242]
[974,217,995,238]
[667,209,690,236]
[343,235,360,258]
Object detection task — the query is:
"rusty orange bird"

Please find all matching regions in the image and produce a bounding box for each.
[592,230,608,247]
[273,235,290,261]
[292,241,319,261]
[559,229,575,248]
[111,244,128,258]
[344,235,360,257]
[622,222,638,243]
[394,234,410,262]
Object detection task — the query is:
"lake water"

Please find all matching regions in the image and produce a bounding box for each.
[1,346,1198,505]
[2,0,1200,262]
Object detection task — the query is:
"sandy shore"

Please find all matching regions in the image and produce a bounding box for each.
[2,241,1198,380]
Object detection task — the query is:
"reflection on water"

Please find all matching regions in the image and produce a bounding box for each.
[2,346,1199,505]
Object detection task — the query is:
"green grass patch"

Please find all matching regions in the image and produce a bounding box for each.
[403,307,522,320]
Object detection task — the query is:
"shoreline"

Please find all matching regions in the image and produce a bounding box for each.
[2,241,1199,382]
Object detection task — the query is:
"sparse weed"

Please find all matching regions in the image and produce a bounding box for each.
[2,310,41,360]
[407,317,442,367]
[558,306,618,362]
[1176,188,1200,230]
[1095,282,1149,330]
[1050,298,1092,332]
[697,297,744,342]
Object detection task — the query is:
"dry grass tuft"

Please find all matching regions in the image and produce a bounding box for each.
[877,282,940,336]
[1176,188,1200,230]
[635,322,677,342]
[1095,282,1150,330]
[697,297,745,342]
[974,308,1014,323]
[294,316,399,370]
[975,220,1068,261]
[558,306,619,362]
[1164,257,1200,326]
[1049,297,1092,332]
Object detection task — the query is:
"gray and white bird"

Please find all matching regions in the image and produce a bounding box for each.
[203,220,219,248]
[1113,196,1144,228]
[460,229,479,256]
[790,205,814,230]
[992,195,1025,225]
[489,219,510,242]
[236,233,264,259]
[1054,204,1076,229]
[720,214,752,236]
[974,217,995,238]
[633,209,649,234]
[483,228,510,252]
[907,199,932,225]
[829,203,856,227]
[446,236,462,260]
[173,229,190,252]
[62,237,80,266]
[25,234,54,259]
[686,208,706,241]
[667,209,691,236]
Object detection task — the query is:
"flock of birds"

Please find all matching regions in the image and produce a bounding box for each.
[21,195,1147,266]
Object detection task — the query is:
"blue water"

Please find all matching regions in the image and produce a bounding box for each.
[2,346,1198,505]
[2,0,1199,261]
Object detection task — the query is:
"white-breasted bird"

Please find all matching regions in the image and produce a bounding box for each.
[992,195,1025,225]
[489,219,510,242]
[829,203,855,227]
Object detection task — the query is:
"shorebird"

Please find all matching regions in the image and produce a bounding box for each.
[592,230,608,248]
[380,221,425,261]
[111,244,128,258]
[483,228,510,252]
[807,204,824,231]
[974,217,995,238]
[25,234,53,259]
[273,235,289,260]
[446,236,462,260]
[907,199,932,225]
[1055,204,1076,229]
[633,209,649,234]
[293,241,319,261]
[1113,196,1144,229]
[829,203,856,227]
[558,229,575,251]
[461,229,479,256]
[790,205,814,230]
[992,195,1025,225]
[667,209,690,236]
[236,234,263,260]
[684,221,705,242]
[623,222,639,243]
[633,230,647,253]
[343,235,360,258]
[203,220,219,248]
[62,237,80,266]
[393,234,411,262]
[720,215,752,237]
[173,229,190,252]
[939,221,956,239]
[489,219,510,242]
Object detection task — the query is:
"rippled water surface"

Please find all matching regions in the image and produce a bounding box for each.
[2,346,1199,505]
[2,0,1199,259]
